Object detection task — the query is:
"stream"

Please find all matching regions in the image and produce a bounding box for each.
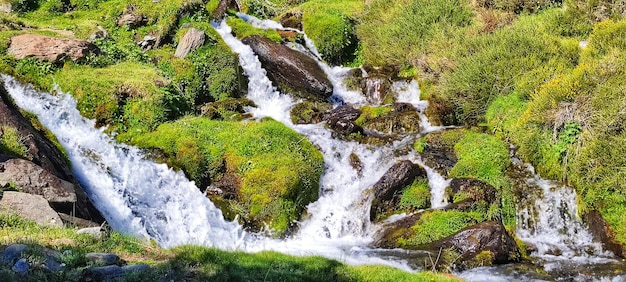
[2,16,626,280]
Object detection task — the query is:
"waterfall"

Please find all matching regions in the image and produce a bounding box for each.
[1,75,245,249]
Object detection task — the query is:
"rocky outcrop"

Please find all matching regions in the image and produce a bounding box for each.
[8,34,98,63]
[0,85,103,222]
[584,210,626,258]
[0,158,77,205]
[446,178,497,211]
[241,35,333,101]
[370,161,426,220]
[427,221,520,270]
[0,192,63,227]
[174,28,205,58]
[290,101,331,124]
[117,5,147,28]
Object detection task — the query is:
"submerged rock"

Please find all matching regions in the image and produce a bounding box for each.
[241,35,333,101]
[8,34,98,63]
[427,221,520,270]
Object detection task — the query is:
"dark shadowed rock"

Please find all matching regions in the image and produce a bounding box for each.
[428,221,520,270]
[0,158,77,204]
[0,192,63,227]
[290,101,331,124]
[0,84,103,223]
[82,265,123,281]
[446,178,497,211]
[174,28,205,58]
[328,118,363,137]
[585,210,626,258]
[370,161,427,221]
[324,104,360,122]
[12,258,28,276]
[373,211,423,248]
[373,161,426,202]
[85,253,122,266]
[280,12,303,30]
[8,34,98,63]
[0,244,27,265]
[212,0,238,22]
[241,35,333,101]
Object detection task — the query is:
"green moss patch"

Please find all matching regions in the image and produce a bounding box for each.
[398,210,483,248]
[132,117,324,235]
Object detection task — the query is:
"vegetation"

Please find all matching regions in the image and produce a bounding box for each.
[0,213,461,282]
[398,210,483,248]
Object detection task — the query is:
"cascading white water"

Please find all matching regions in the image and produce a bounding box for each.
[514,161,612,263]
[1,75,244,249]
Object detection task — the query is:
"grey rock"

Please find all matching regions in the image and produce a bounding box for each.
[122,264,150,273]
[85,253,121,266]
[8,34,98,62]
[138,35,157,50]
[43,256,64,272]
[0,158,77,204]
[77,227,103,239]
[82,265,123,281]
[12,258,28,276]
[0,244,27,265]
[174,28,205,58]
[117,6,147,28]
[0,192,63,227]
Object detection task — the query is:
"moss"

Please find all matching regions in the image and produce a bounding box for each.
[413,136,427,153]
[132,117,324,235]
[226,16,281,43]
[465,250,495,268]
[449,131,510,188]
[0,125,28,159]
[398,210,483,248]
[354,105,392,126]
[398,179,430,211]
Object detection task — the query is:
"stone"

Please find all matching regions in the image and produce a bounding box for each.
[280,12,303,30]
[174,28,205,58]
[0,192,62,227]
[362,110,421,135]
[82,265,123,281]
[372,161,426,202]
[0,2,12,14]
[290,101,331,124]
[137,35,157,50]
[0,158,77,204]
[427,221,521,270]
[77,227,104,239]
[0,85,103,223]
[85,253,121,266]
[585,210,626,258]
[242,35,333,101]
[122,264,150,273]
[446,178,497,211]
[212,0,238,22]
[117,6,147,28]
[362,76,392,105]
[0,244,27,265]
[328,118,363,137]
[12,258,28,276]
[324,104,360,122]
[8,34,98,63]
[88,26,109,41]
[43,256,64,272]
[58,213,100,228]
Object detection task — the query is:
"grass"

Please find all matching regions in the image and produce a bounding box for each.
[131,117,324,235]
[398,210,483,248]
[226,16,282,43]
[0,212,461,282]
[0,125,28,159]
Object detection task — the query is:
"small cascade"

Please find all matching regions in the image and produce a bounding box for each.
[1,75,245,249]
[393,80,455,134]
[513,159,611,262]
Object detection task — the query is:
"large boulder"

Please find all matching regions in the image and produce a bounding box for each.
[8,34,98,63]
[427,221,520,270]
[174,28,205,58]
[0,158,77,205]
[370,160,427,220]
[0,85,103,222]
[584,210,626,258]
[241,35,333,101]
[0,192,63,227]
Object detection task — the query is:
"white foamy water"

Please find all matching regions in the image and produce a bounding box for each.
[1,75,245,249]
[393,80,455,134]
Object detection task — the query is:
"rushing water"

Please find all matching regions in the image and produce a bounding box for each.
[3,15,626,280]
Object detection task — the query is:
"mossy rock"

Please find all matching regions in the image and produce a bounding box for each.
[132,117,324,236]
[200,98,255,121]
[290,101,331,124]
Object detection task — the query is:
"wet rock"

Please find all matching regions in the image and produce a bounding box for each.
[0,191,63,227]
[373,212,424,248]
[427,221,521,270]
[324,104,360,122]
[174,28,205,58]
[0,158,77,204]
[8,34,98,63]
[12,258,28,276]
[446,178,497,211]
[290,101,331,124]
[82,265,123,281]
[117,6,147,28]
[349,153,363,177]
[0,86,103,222]
[241,35,333,101]
[419,133,458,176]
[85,253,121,266]
[370,161,427,221]
[137,35,157,50]
[585,210,626,258]
[373,161,426,202]
[0,244,27,265]
[280,11,303,30]
[212,0,238,22]
[328,118,363,137]
[362,110,421,135]
[362,76,392,105]
[200,98,255,121]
